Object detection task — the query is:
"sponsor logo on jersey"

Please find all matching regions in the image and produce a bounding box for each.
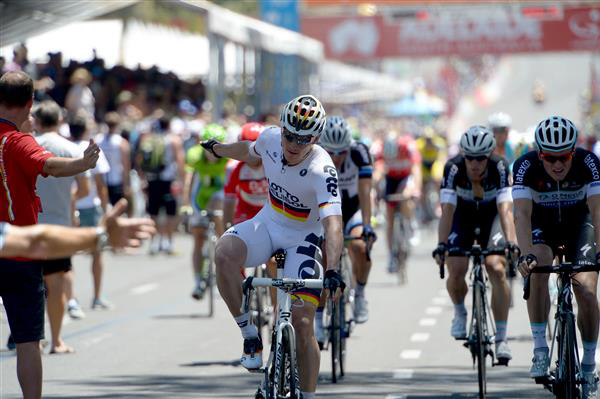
[497,160,507,187]
[531,188,586,206]
[584,153,600,181]
[581,243,593,256]
[300,168,307,176]
[269,182,310,222]
[446,163,459,187]
[265,150,277,163]
[514,159,531,185]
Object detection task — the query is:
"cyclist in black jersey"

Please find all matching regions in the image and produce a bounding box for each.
[514,116,600,396]
[433,126,518,364]
[314,116,376,344]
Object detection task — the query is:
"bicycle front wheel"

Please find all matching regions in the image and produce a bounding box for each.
[556,313,579,399]
[274,325,299,399]
[474,285,487,399]
[330,299,341,383]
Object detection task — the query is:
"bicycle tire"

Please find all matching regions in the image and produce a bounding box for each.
[274,325,299,399]
[338,294,347,378]
[330,298,341,383]
[474,284,487,399]
[556,313,579,399]
[207,240,215,318]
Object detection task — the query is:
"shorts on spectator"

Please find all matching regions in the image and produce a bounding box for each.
[78,206,102,227]
[107,184,124,206]
[0,259,45,343]
[147,180,177,216]
[40,258,72,276]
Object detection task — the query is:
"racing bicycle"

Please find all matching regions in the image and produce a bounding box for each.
[523,250,600,398]
[242,250,323,399]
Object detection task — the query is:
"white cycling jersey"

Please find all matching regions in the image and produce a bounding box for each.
[249,126,342,230]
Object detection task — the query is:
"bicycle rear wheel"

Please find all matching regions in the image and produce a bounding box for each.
[556,313,579,399]
[338,294,347,379]
[474,285,487,399]
[274,325,299,399]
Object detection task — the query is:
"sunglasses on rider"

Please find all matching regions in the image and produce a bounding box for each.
[540,151,573,164]
[282,128,314,145]
[327,149,348,157]
[465,155,488,162]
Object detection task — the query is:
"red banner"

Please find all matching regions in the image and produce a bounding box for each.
[301,6,600,60]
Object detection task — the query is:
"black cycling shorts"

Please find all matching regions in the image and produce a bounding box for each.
[532,216,596,266]
[147,180,177,216]
[448,209,505,255]
[0,259,45,343]
[384,175,409,202]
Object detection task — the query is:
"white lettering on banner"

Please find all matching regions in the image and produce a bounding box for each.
[329,19,379,56]
[584,154,600,180]
[514,160,531,185]
[568,9,600,40]
[399,15,542,43]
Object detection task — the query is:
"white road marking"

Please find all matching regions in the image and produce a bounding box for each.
[432,296,449,305]
[131,283,159,295]
[410,332,430,342]
[392,369,414,379]
[83,333,112,347]
[425,306,442,315]
[419,318,437,326]
[400,349,421,359]
[386,395,407,399]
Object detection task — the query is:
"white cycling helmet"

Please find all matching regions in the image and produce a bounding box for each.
[280,94,326,136]
[488,112,512,130]
[460,125,496,157]
[535,116,578,154]
[320,116,351,151]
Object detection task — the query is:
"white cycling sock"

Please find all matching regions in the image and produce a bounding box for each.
[67,298,79,308]
[582,340,597,372]
[454,303,467,317]
[531,322,548,352]
[301,392,315,399]
[195,272,203,286]
[355,282,366,297]
[235,313,257,339]
[495,320,507,342]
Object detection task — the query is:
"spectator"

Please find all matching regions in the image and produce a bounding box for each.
[97,112,131,208]
[65,67,94,119]
[0,70,99,399]
[136,114,185,254]
[33,100,89,354]
[71,115,113,311]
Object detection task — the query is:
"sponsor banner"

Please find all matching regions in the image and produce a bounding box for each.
[301,6,600,60]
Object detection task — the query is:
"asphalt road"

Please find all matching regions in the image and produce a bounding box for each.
[1,224,555,399]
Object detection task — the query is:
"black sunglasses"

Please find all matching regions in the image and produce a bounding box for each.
[327,149,348,157]
[282,129,313,145]
[465,155,488,162]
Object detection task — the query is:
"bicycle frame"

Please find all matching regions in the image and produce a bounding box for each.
[242,251,323,399]
[523,261,600,396]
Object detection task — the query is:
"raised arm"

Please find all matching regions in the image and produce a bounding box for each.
[43,140,100,177]
[204,141,261,167]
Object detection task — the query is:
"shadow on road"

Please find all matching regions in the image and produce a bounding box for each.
[153,313,213,320]
[42,365,551,398]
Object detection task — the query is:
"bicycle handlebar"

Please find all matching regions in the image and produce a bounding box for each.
[241,276,323,313]
[438,246,509,280]
[523,263,600,300]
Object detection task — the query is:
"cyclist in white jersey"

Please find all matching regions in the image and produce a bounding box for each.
[201,95,344,399]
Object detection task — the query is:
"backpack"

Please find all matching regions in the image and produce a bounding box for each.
[138,134,166,175]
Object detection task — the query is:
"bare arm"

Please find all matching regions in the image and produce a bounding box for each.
[358,177,373,228]
[120,139,132,195]
[73,174,89,200]
[497,201,517,243]
[514,198,533,257]
[43,140,100,177]
[182,170,194,207]
[322,215,344,270]
[587,195,600,251]
[213,141,261,167]
[438,202,455,244]
[1,200,155,259]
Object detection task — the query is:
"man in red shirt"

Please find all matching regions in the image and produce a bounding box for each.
[0,71,99,399]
